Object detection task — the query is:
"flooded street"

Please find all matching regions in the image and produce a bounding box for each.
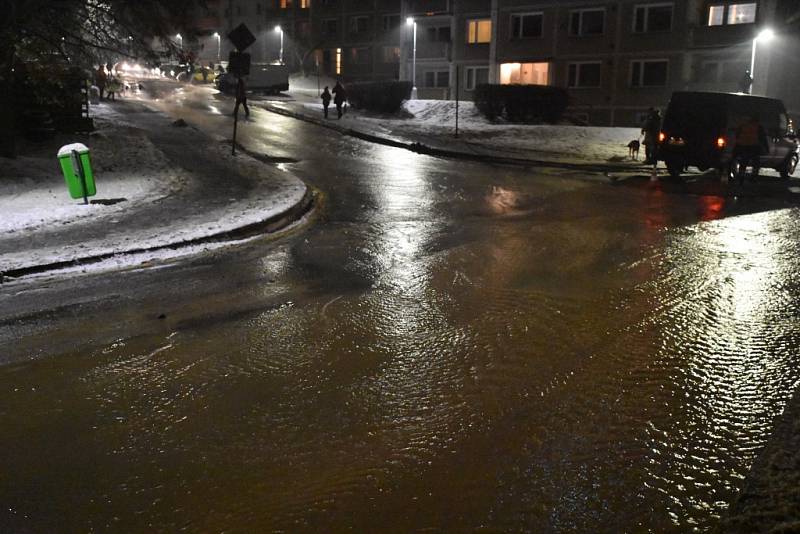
[2,85,800,531]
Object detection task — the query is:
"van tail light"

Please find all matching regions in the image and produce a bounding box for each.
[716,136,726,149]
[658,131,666,143]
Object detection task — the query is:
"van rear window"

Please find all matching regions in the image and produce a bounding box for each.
[663,95,727,138]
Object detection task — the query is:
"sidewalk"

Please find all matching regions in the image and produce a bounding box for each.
[259,96,650,173]
[722,387,800,532]
[0,101,311,281]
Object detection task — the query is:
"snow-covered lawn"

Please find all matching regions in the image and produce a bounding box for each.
[2,111,187,235]
[300,99,641,164]
[1,100,308,278]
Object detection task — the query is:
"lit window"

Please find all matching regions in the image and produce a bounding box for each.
[633,4,673,33]
[336,47,341,74]
[567,62,601,88]
[500,62,549,85]
[467,19,492,44]
[300,0,310,7]
[570,9,605,36]
[708,5,725,25]
[728,3,757,24]
[706,3,757,26]
[630,60,668,87]
[280,0,292,8]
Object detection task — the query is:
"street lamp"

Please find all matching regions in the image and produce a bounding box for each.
[213,32,220,61]
[750,28,774,93]
[406,17,417,99]
[275,25,284,64]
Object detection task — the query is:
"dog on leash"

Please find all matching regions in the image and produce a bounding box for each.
[627,139,641,160]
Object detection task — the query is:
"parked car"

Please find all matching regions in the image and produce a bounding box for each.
[658,91,799,180]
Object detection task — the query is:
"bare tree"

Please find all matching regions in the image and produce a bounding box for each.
[0,0,207,156]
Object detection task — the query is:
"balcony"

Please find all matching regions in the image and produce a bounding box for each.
[416,41,450,60]
[690,23,758,49]
[407,0,449,16]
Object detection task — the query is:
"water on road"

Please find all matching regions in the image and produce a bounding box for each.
[2,83,800,531]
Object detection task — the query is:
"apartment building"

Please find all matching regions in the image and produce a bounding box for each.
[210,0,794,126]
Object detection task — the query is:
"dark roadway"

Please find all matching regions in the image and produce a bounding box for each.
[2,83,800,531]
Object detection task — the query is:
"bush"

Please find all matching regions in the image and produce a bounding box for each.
[474,84,569,123]
[346,81,412,113]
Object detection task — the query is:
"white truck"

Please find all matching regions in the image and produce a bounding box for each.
[216,62,289,95]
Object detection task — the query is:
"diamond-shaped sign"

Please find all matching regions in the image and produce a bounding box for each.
[227,23,256,52]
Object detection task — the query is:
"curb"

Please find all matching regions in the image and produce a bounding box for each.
[0,188,315,283]
[262,103,649,174]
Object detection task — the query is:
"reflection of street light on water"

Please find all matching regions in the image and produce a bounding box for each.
[406,17,417,100]
[274,25,283,64]
[750,28,774,93]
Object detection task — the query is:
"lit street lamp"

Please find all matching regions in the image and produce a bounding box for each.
[750,28,774,93]
[176,33,182,49]
[406,17,417,99]
[213,32,220,61]
[275,25,284,64]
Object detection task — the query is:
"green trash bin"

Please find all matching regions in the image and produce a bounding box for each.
[57,143,96,202]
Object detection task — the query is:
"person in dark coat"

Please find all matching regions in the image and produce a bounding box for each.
[321,86,332,119]
[234,77,249,118]
[95,65,107,100]
[641,108,662,164]
[332,81,347,119]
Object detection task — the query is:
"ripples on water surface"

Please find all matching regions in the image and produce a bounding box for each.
[2,186,800,531]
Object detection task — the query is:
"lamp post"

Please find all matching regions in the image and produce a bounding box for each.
[406,17,417,99]
[275,25,284,64]
[750,28,774,94]
[213,32,221,61]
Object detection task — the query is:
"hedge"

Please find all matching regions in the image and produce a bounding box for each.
[474,84,569,123]
[345,81,413,113]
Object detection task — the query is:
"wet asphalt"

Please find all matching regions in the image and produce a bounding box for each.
[2,82,800,531]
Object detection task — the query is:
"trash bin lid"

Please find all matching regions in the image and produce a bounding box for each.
[58,143,89,157]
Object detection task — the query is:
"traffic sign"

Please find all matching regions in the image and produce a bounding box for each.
[227,23,256,52]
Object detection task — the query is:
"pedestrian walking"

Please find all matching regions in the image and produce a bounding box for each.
[106,76,121,101]
[733,115,768,183]
[738,70,753,94]
[234,77,250,118]
[332,81,347,119]
[95,65,107,100]
[321,86,332,119]
[641,108,662,164]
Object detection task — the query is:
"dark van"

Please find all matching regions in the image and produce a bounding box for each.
[658,91,799,180]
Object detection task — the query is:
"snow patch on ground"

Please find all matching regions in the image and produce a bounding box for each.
[300,99,641,163]
[1,100,308,275]
[1,108,188,235]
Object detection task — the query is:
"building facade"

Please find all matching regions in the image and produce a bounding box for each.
[206,0,796,125]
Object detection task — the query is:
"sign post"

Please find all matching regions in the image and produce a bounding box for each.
[455,65,460,139]
[226,23,256,156]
